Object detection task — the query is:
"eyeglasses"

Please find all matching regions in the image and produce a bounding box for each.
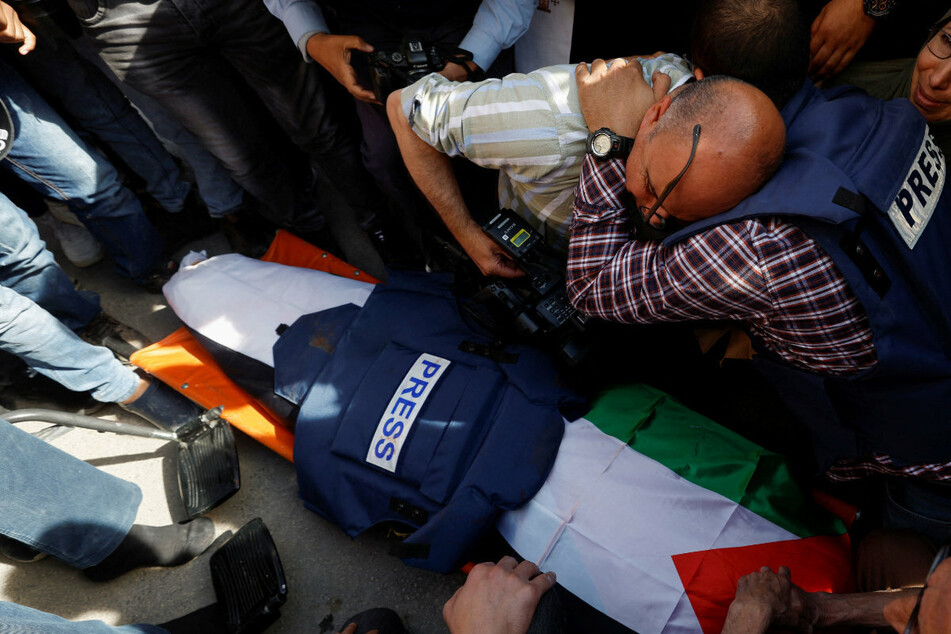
[904,542,951,634]
[638,124,701,231]
[926,29,951,60]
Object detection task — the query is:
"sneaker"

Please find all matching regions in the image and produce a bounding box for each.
[80,313,152,361]
[0,536,46,563]
[49,214,103,268]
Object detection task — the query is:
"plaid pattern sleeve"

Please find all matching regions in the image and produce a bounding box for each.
[567,154,877,376]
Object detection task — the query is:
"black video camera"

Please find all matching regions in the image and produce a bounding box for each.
[367,38,475,103]
[472,209,593,366]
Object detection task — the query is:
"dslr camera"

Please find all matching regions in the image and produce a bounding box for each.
[368,38,446,103]
[472,209,593,366]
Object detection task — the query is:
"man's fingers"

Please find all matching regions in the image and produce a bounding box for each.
[530,570,557,593]
[574,61,590,81]
[651,70,671,102]
[18,24,34,54]
[588,57,607,75]
[345,34,374,53]
[514,559,541,580]
[497,555,518,570]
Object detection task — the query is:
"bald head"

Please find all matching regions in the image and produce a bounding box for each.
[625,75,785,224]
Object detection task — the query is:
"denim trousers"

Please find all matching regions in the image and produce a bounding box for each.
[67,0,381,231]
[0,60,162,283]
[0,191,137,403]
[0,603,163,634]
[69,35,246,218]
[10,31,192,214]
[0,423,154,632]
[0,420,140,567]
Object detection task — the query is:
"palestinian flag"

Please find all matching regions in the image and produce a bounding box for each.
[496,384,853,634]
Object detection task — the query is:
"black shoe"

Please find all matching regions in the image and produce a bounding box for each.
[0,368,104,415]
[136,258,178,294]
[0,536,46,563]
[80,313,152,361]
[219,208,276,259]
[145,189,219,254]
[339,608,406,634]
[120,375,204,431]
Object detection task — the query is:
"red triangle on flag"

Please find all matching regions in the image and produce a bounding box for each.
[672,533,853,634]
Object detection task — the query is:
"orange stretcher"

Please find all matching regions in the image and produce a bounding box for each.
[130,230,380,462]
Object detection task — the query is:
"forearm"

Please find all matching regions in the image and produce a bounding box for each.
[809,590,914,629]
[721,601,773,634]
[566,155,647,322]
[387,91,477,242]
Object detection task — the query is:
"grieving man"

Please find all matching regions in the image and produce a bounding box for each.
[568,0,951,553]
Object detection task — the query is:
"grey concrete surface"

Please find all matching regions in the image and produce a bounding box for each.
[0,205,463,632]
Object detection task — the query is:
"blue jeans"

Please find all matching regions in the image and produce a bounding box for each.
[66,0,380,231]
[883,476,951,546]
[69,35,246,218]
[0,421,140,567]
[10,31,192,214]
[0,603,164,634]
[0,423,157,632]
[0,60,162,283]
[0,191,137,403]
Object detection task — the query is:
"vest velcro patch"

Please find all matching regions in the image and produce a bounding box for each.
[888,130,945,249]
[365,353,450,473]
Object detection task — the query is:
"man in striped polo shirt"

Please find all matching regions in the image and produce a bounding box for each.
[388,55,697,277]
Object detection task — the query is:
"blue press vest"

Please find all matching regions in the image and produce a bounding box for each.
[666,82,951,467]
[274,271,585,572]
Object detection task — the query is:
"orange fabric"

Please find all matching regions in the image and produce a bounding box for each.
[130,230,379,461]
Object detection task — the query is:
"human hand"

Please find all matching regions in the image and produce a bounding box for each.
[440,60,481,83]
[460,229,524,279]
[306,32,378,103]
[725,566,806,632]
[0,1,35,54]
[575,58,668,136]
[809,0,876,80]
[443,556,556,634]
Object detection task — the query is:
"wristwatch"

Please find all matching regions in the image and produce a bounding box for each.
[863,0,895,18]
[586,127,635,160]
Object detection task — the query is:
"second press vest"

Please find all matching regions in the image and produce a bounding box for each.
[666,82,951,467]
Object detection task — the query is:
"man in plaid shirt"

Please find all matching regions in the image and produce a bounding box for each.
[568,0,951,560]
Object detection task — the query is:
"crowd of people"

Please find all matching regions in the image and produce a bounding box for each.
[2,0,951,631]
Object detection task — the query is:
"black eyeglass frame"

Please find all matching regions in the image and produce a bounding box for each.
[904,542,951,634]
[926,28,951,60]
[637,124,702,230]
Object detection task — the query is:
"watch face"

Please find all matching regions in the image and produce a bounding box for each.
[592,132,613,156]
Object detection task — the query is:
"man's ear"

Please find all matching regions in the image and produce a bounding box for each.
[638,94,673,134]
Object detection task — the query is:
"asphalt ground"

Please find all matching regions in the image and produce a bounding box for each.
[0,198,464,632]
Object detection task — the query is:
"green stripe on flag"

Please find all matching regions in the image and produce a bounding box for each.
[586,384,845,538]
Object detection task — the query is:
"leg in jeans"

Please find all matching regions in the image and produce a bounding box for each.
[0,61,163,283]
[69,0,322,231]
[10,32,192,213]
[70,34,246,218]
[0,191,100,331]
[0,603,165,634]
[0,421,141,566]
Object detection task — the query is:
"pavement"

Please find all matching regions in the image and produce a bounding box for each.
[0,199,464,632]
